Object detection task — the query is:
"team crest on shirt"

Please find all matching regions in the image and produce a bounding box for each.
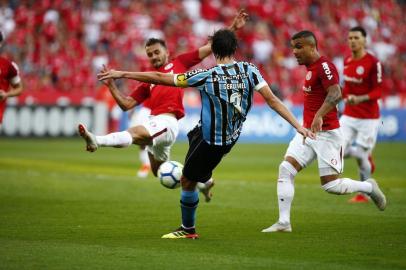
[356,66,365,75]
[305,71,312,80]
[164,63,174,70]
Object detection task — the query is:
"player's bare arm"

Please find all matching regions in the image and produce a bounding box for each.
[98,65,138,111]
[98,69,176,88]
[346,94,370,105]
[259,85,315,139]
[311,84,342,132]
[0,81,23,101]
[198,9,249,59]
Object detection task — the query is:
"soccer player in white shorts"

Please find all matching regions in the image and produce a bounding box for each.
[341,26,383,203]
[262,31,386,233]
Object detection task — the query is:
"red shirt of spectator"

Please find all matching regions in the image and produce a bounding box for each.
[130,50,201,119]
[302,56,340,130]
[342,52,382,119]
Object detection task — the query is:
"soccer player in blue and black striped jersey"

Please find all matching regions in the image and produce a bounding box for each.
[98,29,314,239]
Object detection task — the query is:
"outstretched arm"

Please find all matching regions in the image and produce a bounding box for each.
[198,9,249,59]
[259,85,315,139]
[98,69,178,88]
[311,84,342,133]
[99,65,138,111]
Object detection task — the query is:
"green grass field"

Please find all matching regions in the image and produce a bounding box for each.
[0,139,405,270]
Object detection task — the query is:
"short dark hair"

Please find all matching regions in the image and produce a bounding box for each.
[145,38,167,48]
[211,29,238,60]
[291,30,318,49]
[350,26,367,37]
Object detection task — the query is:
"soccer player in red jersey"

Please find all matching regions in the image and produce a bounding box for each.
[340,26,383,203]
[0,31,23,126]
[262,31,386,233]
[78,10,249,201]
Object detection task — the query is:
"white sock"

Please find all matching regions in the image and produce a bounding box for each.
[277,161,297,224]
[347,146,372,181]
[96,131,133,147]
[322,178,373,195]
[139,148,150,166]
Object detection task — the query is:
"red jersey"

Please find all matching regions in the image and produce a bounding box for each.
[0,57,21,123]
[130,50,201,119]
[302,56,340,130]
[342,52,382,119]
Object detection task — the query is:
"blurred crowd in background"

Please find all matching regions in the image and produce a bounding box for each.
[1,0,405,107]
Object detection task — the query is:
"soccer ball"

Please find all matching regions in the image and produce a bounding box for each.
[157,161,183,189]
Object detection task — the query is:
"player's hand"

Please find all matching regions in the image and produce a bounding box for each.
[296,126,316,144]
[0,90,7,101]
[229,9,249,31]
[97,67,123,81]
[346,94,362,105]
[310,116,323,133]
[98,65,115,87]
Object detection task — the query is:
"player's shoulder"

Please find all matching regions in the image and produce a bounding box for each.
[184,68,209,77]
[237,61,260,72]
[0,55,12,65]
[316,56,338,72]
[365,51,380,63]
[344,55,352,65]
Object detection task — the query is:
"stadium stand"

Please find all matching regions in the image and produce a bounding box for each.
[0,0,405,106]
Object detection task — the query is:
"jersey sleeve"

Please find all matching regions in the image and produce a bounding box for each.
[319,61,340,90]
[368,60,383,100]
[8,61,21,85]
[129,83,151,104]
[248,64,268,91]
[174,69,209,89]
[175,50,202,69]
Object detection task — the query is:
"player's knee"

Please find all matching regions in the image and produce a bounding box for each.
[279,161,298,179]
[322,179,344,195]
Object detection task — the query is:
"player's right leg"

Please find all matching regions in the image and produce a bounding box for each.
[262,133,314,233]
[78,124,151,152]
[78,124,98,152]
[162,126,233,239]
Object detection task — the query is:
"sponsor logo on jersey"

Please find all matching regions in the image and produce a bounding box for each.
[164,63,173,70]
[343,75,363,84]
[356,66,364,75]
[331,158,337,165]
[302,85,312,92]
[322,62,333,80]
[306,71,312,80]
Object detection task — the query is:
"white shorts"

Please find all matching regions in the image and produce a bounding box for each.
[130,106,151,127]
[340,115,380,151]
[141,114,179,162]
[285,129,343,176]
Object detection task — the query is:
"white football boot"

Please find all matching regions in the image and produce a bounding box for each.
[262,221,292,233]
[365,178,387,211]
[78,124,98,152]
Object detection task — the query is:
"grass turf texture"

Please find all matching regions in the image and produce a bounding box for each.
[0,139,405,270]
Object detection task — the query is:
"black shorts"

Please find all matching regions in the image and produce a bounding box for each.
[182,126,235,183]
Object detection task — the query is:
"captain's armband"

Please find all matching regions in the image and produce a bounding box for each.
[174,73,188,88]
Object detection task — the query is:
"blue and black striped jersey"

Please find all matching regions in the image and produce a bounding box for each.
[175,61,267,146]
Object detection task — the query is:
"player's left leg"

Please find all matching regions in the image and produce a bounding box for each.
[316,130,386,210]
[347,118,380,181]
